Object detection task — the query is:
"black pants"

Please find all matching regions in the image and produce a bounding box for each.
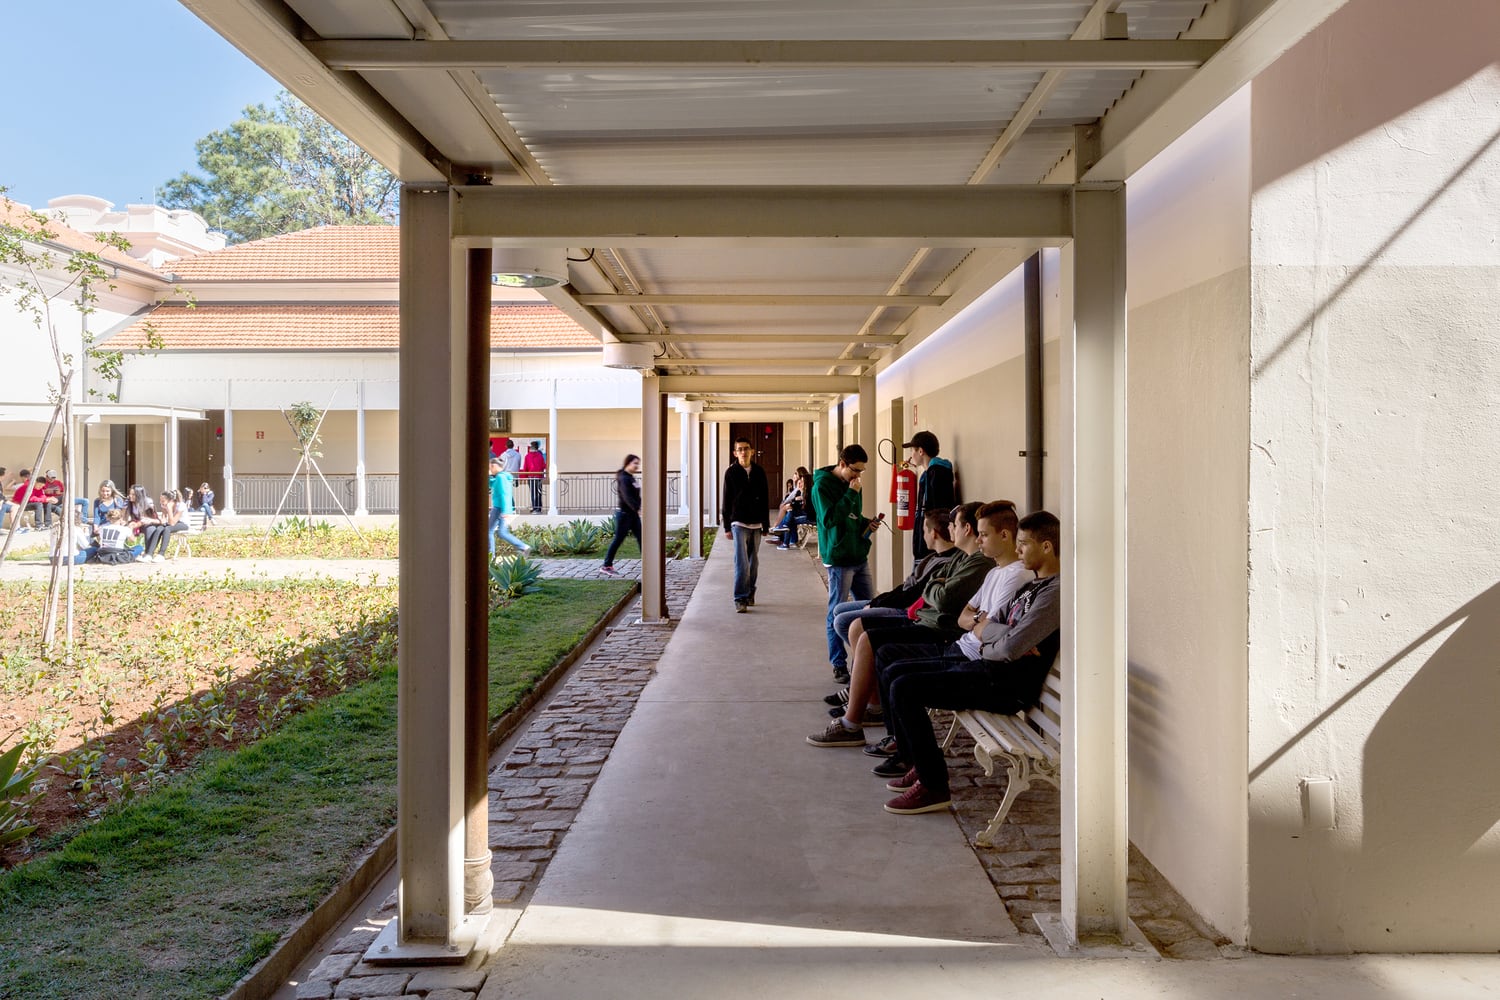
[603,508,641,567]
[887,657,1049,796]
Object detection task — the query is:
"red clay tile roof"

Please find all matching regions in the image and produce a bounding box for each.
[157,225,398,281]
[1,197,156,274]
[107,302,598,351]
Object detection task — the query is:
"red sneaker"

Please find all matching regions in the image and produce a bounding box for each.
[883,780,951,815]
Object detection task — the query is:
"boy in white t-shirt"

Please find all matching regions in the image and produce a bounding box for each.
[95,509,142,564]
[817,502,1031,745]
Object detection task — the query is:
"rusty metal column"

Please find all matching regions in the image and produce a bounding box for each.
[463,246,493,918]
[858,376,877,584]
[641,376,668,621]
[887,395,905,589]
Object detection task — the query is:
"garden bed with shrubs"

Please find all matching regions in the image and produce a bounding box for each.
[0,575,632,999]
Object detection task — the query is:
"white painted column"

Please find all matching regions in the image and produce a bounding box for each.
[384,184,478,957]
[678,407,691,517]
[166,412,180,496]
[547,380,559,515]
[681,400,704,558]
[641,376,668,620]
[221,386,235,516]
[817,410,830,468]
[1054,184,1130,947]
[355,380,369,516]
[857,377,877,583]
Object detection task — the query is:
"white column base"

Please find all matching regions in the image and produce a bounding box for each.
[362,910,491,966]
[1035,912,1159,960]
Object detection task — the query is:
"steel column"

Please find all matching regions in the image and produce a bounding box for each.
[641,378,669,621]
[388,185,474,954]
[1055,185,1130,947]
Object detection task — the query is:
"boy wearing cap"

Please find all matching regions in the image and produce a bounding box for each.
[902,430,957,559]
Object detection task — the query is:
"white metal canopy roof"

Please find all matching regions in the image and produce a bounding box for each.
[184,0,1347,411]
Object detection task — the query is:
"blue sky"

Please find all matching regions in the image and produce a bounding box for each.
[0,0,283,211]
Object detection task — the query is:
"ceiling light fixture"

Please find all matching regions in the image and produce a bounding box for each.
[491,246,569,288]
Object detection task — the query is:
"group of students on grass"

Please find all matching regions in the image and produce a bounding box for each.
[803,435,1062,818]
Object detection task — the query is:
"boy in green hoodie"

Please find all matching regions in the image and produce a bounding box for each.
[811,444,874,684]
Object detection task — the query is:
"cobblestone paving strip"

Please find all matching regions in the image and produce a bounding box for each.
[942,726,1233,958]
[300,558,698,1000]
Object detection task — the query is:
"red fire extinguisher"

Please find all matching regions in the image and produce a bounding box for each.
[890,463,918,531]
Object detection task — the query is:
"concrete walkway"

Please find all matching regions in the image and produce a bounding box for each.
[469,541,1499,998]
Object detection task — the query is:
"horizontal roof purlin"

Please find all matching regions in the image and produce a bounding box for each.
[109,302,597,351]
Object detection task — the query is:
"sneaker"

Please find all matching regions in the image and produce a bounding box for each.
[748,595,755,607]
[832,667,851,686]
[806,720,865,748]
[735,601,748,613]
[883,766,920,792]
[883,781,951,815]
[871,756,909,779]
[863,735,899,758]
[822,688,850,707]
[600,565,619,576]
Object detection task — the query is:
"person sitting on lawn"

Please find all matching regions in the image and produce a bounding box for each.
[881,509,1062,815]
[95,507,143,564]
[807,500,995,748]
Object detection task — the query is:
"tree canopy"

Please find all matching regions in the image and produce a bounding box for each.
[159,92,399,244]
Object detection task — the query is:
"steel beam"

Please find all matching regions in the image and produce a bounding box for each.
[575,294,946,307]
[615,334,904,345]
[454,186,1073,247]
[1081,0,1350,182]
[310,38,1222,71]
[658,375,861,395]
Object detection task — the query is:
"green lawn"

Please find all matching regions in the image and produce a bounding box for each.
[0,579,631,1000]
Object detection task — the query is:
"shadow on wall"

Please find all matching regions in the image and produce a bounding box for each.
[1250,581,1500,950]
[1251,0,1500,190]
[1354,580,1500,943]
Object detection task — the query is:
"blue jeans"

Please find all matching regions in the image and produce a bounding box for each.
[824,562,874,669]
[488,507,529,556]
[730,524,761,603]
[832,602,907,661]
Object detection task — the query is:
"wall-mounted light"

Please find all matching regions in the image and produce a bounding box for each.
[491,247,569,288]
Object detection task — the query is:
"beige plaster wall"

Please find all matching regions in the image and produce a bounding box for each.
[1246,0,1500,952]
[1123,88,1253,943]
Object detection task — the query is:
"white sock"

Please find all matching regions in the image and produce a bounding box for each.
[839,717,860,731]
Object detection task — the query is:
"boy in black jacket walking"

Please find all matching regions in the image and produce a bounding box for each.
[721,437,769,612]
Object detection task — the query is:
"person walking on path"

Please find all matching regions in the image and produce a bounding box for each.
[488,455,531,558]
[903,430,957,560]
[522,441,548,512]
[812,444,875,681]
[721,437,769,613]
[600,454,642,576]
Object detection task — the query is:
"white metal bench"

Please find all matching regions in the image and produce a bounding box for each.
[168,510,207,559]
[939,661,1063,846]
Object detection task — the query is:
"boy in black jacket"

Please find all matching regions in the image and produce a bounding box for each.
[721,437,769,612]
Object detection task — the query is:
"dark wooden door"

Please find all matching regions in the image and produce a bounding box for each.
[179,412,224,503]
[729,421,784,518]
